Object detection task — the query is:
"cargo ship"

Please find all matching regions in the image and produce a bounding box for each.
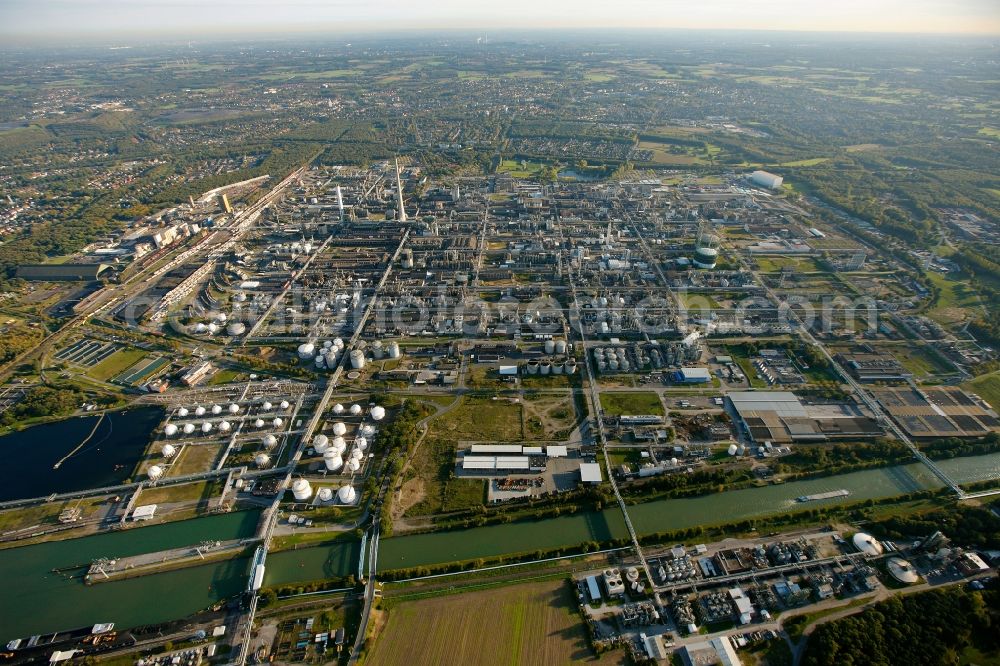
[797,489,850,503]
[5,623,114,652]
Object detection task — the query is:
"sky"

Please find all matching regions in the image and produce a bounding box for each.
[2,0,999,42]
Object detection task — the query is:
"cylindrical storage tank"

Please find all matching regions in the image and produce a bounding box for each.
[201,422,213,433]
[597,360,607,373]
[207,323,218,335]
[254,453,271,469]
[350,447,363,460]
[272,417,283,428]
[728,444,738,456]
[195,406,206,417]
[387,342,401,359]
[263,434,278,449]
[349,349,366,369]
[147,465,163,481]
[350,404,362,416]
[194,322,207,334]
[211,404,222,415]
[370,406,386,421]
[346,458,361,473]
[355,436,368,451]
[227,322,246,337]
[291,478,313,501]
[600,321,609,335]
[331,436,347,454]
[318,487,334,502]
[313,434,329,453]
[527,360,540,375]
[566,359,578,374]
[323,450,344,472]
[372,341,384,359]
[608,359,619,372]
[552,362,564,375]
[555,340,567,354]
[165,424,179,437]
[626,567,640,582]
[540,361,551,375]
[337,485,357,504]
[670,457,678,466]
[177,407,189,418]
[333,403,345,414]
[162,444,177,458]
[315,355,327,369]
[297,343,316,360]
[362,424,376,437]
[219,421,231,432]
[229,403,240,414]
[544,339,555,354]
[332,422,347,436]
[323,340,333,349]
[183,423,196,435]
[254,418,265,428]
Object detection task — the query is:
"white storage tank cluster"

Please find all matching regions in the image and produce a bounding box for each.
[291,478,313,501]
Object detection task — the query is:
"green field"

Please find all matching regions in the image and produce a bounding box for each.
[86,348,147,382]
[599,391,664,417]
[963,371,1000,411]
[369,579,621,666]
[924,271,982,325]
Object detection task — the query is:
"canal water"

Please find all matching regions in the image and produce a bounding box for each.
[0,407,163,502]
[0,510,260,642]
[2,453,999,642]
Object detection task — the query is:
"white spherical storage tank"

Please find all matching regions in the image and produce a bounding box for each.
[161,444,177,458]
[164,423,179,437]
[332,422,347,436]
[272,417,284,428]
[254,453,271,469]
[177,407,189,418]
[291,478,313,501]
[201,422,213,433]
[263,434,278,449]
[183,423,196,435]
[262,401,273,411]
[313,434,330,453]
[333,403,345,414]
[211,404,223,415]
[337,485,357,504]
[318,487,334,502]
[350,404,362,416]
[370,406,386,421]
[147,465,164,481]
[219,421,232,432]
[195,406,206,416]
[280,400,290,410]
[229,403,240,414]
[254,418,265,428]
[323,450,344,472]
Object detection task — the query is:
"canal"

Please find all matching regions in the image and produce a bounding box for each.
[2,453,999,642]
[0,407,163,502]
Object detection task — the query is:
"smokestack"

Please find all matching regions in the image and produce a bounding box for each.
[394,158,407,222]
[336,185,344,221]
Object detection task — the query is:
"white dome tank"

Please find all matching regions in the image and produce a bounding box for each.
[337,485,357,503]
[387,341,401,359]
[355,436,368,451]
[313,434,329,453]
[272,417,284,428]
[291,478,313,501]
[164,423,179,437]
[346,458,361,473]
[331,436,347,454]
[228,403,240,414]
[332,422,347,436]
[161,444,177,458]
[254,453,271,469]
[219,421,232,432]
[194,406,206,417]
[728,444,738,456]
[201,422,213,433]
[350,447,363,460]
[280,400,290,410]
[297,343,316,359]
[254,418,265,428]
[211,404,223,415]
[262,401,273,411]
[323,450,344,471]
[183,423,196,435]
[263,434,278,449]
[226,322,246,336]
[177,407,189,417]
[362,424,376,437]
[318,487,334,502]
[350,404,362,416]
[333,403,345,414]
[207,323,218,334]
[370,406,386,421]
[349,349,366,369]
[194,322,207,334]
[147,465,164,481]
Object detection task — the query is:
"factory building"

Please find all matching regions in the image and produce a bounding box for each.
[727,391,881,444]
[749,170,784,190]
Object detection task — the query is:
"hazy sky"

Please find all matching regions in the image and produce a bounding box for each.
[2,0,999,42]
